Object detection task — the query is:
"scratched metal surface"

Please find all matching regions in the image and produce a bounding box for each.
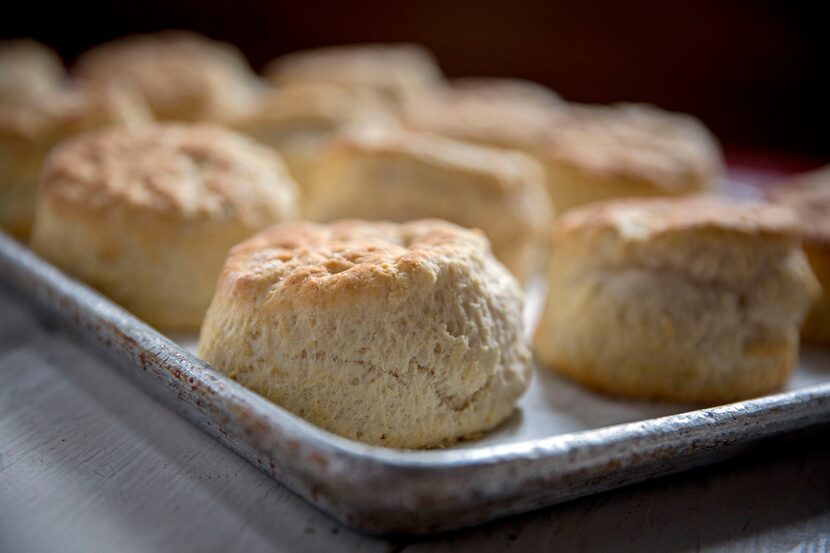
[3,228,830,536]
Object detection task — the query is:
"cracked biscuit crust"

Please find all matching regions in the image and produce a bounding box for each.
[198,219,531,448]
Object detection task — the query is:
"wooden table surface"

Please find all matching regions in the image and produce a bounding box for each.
[2,280,830,553]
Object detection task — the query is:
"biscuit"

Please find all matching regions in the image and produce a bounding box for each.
[264,43,442,104]
[0,39,65,101]
[404,92,717,214]
[305,126,553,284]
[0,85,148,239]
[767,166,830,342]
[198,219,531,448]
[534,197,818,403]
[226,83,395,192]
[73,31,261,121]
[538,104,723,212]
[31,123,299,329]
[401,77,563,150]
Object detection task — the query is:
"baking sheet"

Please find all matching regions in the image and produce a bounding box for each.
[174,277,830,452]
[4,177,830,536]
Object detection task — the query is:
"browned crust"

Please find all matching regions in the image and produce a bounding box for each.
[552,196,800,242]
[39,123,290,219]
[217,219,489,304]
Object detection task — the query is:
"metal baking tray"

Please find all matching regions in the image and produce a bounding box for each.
[3,203,830,535]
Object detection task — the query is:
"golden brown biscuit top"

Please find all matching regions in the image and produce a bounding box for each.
[40,123,295,222]
[0,85,148,141]
[0,39,65,101]
[555,197,799,242]
[73,31,259,120]
[228,83,395,130]
[544,104,722,190]
[264,43,442,95]
[326,126,546,194]
[767,166,830,247]
[401,77,563,148]
[217,219,489,304]
[552,197,815,294]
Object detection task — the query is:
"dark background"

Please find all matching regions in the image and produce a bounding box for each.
[3,0,827,165]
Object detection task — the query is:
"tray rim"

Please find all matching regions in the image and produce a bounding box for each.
[3,229,830,535]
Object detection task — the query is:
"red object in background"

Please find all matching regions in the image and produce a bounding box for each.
[726,147,826,190]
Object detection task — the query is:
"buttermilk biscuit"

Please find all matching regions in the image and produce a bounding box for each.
[305,127,553,284]
[226,83,395,191]
[73,31,261,121]
[31,124,298,330]
[767,166,830,342]
[198,219,531,448]
[0,39,65,101]
[0,86,148,239]
[401,77,563,150]
[534,197,818,403]
[537,104,723,212]
[264,44,442,104]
